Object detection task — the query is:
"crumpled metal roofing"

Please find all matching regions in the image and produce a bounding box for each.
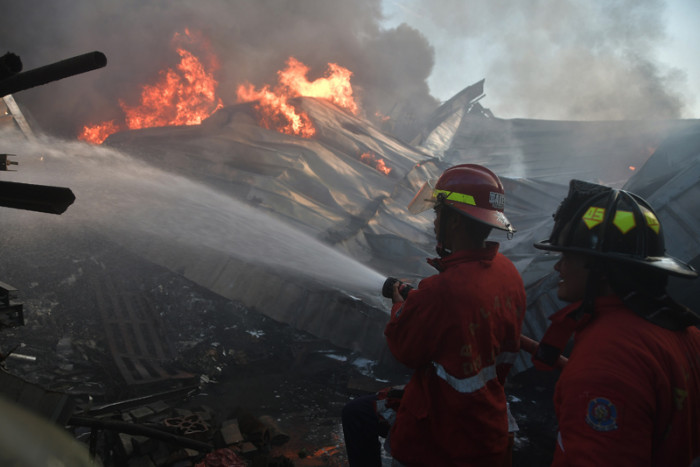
[412,89,700,370]
[98,88,700,370]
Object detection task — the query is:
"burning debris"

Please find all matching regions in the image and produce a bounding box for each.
[80,29,361,144]
[360,151,392,175]
[237,57,358,138]
[80,30,223,144]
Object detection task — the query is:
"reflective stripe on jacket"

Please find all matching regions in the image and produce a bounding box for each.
[432,351,519,394]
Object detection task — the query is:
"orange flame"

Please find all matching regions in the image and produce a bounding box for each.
[236,57,358,138]
[79,120,119,145]
[312,446,340,457]
[120,47,223,128]
[79,29,222,144]
[279,58,358,114]
[375,111,391,122]
[360,151,392,175]
[237,82,316,138]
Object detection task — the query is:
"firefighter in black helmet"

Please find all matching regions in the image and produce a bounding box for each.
[532,179,700,466]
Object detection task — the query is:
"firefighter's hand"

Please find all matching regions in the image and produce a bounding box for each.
[391,281,405,304]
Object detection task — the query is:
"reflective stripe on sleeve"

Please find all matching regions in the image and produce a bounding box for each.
[432,351,518,393]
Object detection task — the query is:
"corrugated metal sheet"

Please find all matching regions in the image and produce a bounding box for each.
[625,125,700,312]
[511,120,700,371]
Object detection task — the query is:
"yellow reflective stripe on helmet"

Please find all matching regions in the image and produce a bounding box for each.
[613,210,636,234]
[582,206,605,229]
[641,206,660,234]
[433,189,476,206]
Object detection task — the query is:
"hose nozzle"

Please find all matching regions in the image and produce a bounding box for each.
[382,277,413,300]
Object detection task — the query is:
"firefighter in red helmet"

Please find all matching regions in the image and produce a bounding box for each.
[532,179,700,466]
[342,164,526,466]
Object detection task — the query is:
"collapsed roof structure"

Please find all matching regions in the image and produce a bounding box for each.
[3,78,699,374]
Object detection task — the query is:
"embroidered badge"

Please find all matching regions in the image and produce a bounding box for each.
[585,397,618,432]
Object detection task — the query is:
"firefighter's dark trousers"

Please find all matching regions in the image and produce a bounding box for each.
[342,393,383,467]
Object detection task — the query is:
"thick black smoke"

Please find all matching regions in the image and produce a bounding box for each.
[2,0,691,142]
[0,0,439,140]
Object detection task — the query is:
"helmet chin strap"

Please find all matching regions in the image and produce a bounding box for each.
[435,241,452,258]
[571,264,601,319]
[435,201,453,258]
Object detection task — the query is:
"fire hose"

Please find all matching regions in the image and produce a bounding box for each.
[520,334,568,369]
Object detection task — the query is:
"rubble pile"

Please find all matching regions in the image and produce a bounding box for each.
[0,225,412,466]
[68,400,296,466]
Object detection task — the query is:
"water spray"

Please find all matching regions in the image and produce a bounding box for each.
[1,133,395,304]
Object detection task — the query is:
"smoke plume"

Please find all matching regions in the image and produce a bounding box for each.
[386,0,690,120]
[0,0,438,139]
[1,0,691,141]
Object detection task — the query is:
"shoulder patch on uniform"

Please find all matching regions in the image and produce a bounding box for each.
[585,397,618,432]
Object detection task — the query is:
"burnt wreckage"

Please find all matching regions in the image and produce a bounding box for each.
[0,51,290,467]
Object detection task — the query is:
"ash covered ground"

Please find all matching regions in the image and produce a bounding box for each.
[0,223,558,466]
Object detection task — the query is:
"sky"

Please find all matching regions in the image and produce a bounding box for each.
[381,0,700,120]
[1,0,698,140]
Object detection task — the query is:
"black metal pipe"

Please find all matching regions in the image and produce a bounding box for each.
[0,181,75,214]
[68,415,214,453]
[77,385,200,416]
[0,51,107,97]
[0,52,22,80]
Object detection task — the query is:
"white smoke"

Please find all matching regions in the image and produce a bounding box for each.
[383,0,692,120]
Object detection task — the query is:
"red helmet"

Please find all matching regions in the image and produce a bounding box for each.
[408,164,514,232]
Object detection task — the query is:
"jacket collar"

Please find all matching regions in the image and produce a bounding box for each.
[551,294,623,329]
[532,294,621,370]
[427,241,499,272]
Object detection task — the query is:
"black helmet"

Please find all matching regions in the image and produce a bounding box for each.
[534,179,697,278]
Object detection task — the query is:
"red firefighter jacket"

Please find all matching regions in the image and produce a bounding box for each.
[385,242,526,466]
[552,295,700,466]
